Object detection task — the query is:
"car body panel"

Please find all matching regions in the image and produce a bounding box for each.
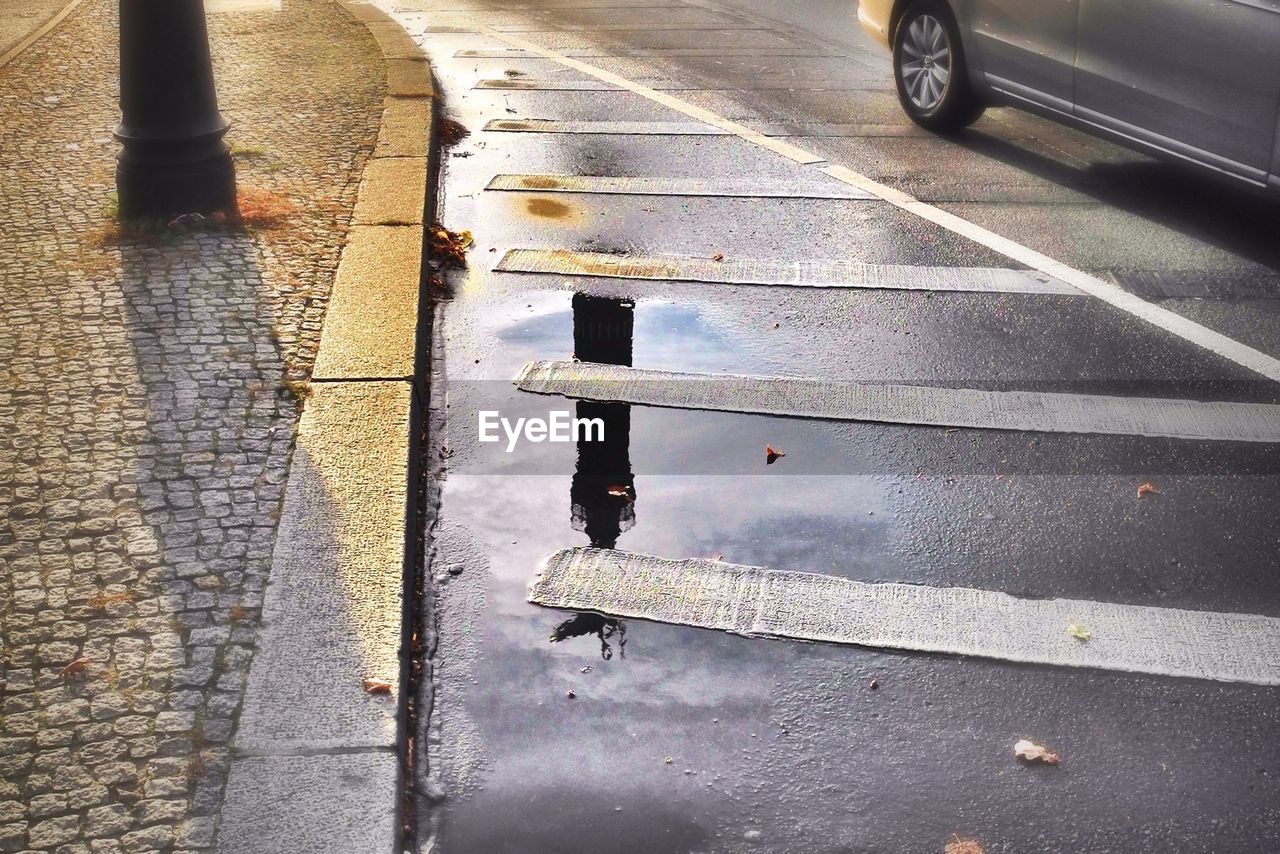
[858,0,893,47]
[1075,0,1280,177]
[969,0,1078,105]
[860,0,1280,194]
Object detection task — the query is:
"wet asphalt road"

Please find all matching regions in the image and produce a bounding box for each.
[376,0,1280,851]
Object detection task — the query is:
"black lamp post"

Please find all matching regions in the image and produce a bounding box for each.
[114,0,236,219]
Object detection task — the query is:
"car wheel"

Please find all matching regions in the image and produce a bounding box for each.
[892,0,984,133]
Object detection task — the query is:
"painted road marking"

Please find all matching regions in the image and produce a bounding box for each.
[485,23,774,32]
[455,47,842,58]
[475,78,879,92]
[530,548,1280,686]
[486,174,875,199]
[475,26,1280,384]
[515,360,1280,442]
[485,118,730,136]
[482,118,926,140]
[497,249,1076,294]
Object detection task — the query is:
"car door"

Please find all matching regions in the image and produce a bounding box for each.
[1074,0,1280,180]
[969,0,1079,109]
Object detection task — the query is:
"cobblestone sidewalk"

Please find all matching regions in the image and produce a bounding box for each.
[0,1,385,851]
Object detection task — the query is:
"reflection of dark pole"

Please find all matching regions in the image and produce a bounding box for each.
[556,293,637,658]
[570,294,636,549]
[115,0,237,219]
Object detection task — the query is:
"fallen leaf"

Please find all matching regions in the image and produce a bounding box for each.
[945,836,985,854]
[428,224,474,269]
[362,677,392,695]
[439,119,470,147]
[1067,623,1092,641]
[59,658,89,678]
[1014,738,1059,765]
[711,252,725,262]
[765,445,786,465]
[1138,481,1159,497]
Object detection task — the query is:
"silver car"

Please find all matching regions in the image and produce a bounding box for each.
[858,0,1280,195]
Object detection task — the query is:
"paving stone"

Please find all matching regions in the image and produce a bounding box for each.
[0,2,386,851]
[217,753,397,854]
[28,816,80,848]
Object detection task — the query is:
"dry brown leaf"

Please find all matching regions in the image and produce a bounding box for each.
[362,677,393,695]
[945,837,985,854]
[1014,738,1059,765]
[439,118,470,146]
[428,224,474,269]
[1137,481,1159,497]
[59,658,89,678]
[765,445,786,465]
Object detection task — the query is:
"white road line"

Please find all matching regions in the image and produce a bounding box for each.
[475,78,880,92]
[516,360,1280,442]
[483,118,927,139]
[455,47,842,57]
[496,249,1078,294]
[484,118,732,136]
[486,173,876,198]
[475,26,1280,384]
[530,548,1280,685]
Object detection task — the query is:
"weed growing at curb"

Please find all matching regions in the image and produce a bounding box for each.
[280,376,312,406]
[229,142,271,160]
[85,186,299,249]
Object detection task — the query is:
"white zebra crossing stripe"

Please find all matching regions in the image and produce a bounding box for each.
[515,360,1280,442]
[475,25,1280,384]
[484,118,732,135]
[530,548,1280,686]
[496,248,1078,294]
[455,47,842,58]
[475,78,881,92]
[486,174,876,199]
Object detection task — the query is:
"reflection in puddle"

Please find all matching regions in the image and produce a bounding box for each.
[570,292,636,548]
[549,612,627,660]
[554,293,637,655]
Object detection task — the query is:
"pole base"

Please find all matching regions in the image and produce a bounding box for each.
[115,139,237,221]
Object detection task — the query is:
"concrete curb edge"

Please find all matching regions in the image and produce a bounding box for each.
[217,3,435,852]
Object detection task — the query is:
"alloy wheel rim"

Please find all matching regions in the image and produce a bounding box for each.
[899,14,951,111]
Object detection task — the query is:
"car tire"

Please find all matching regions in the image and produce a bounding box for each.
[892,0,984,133]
